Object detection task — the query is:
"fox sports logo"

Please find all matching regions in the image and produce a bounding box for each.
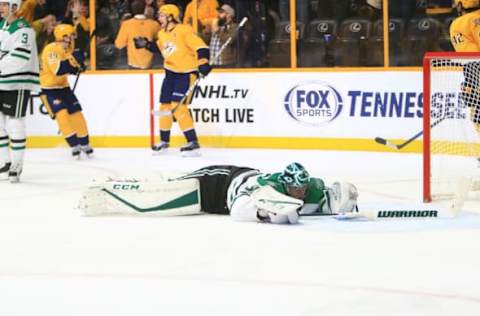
[284,82,343,126]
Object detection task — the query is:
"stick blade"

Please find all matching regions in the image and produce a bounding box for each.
[374,137,400,150]
[374,137,387,145]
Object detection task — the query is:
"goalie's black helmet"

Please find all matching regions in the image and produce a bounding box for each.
[280,162,310,200]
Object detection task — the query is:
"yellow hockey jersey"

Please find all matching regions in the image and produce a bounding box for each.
[156,24,208,73]
[114,16,161,69]
[40,42,72,89]
[450,10,480,52]
[183,0,219,27]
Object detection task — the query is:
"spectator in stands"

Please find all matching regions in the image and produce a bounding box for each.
[96,0,123,36]
[33,14,56,54]
[358,0,382,20]
[64,0,90,61]
[46,0,69,21]
[114,0,161,69]
[17,0,46,23]
[207,4,238,68]
[96,1,118,69]
[234,0,269,67]
[144,0,156,19]
[426,0,455,20]
[183,0,218,35]
[278,0,308,24]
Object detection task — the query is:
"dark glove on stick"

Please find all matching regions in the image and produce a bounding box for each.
[198,63,212,78]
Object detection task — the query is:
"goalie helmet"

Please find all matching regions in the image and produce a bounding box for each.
[159,4,180,22]
[280,162,310,199]
[454,0,480,9]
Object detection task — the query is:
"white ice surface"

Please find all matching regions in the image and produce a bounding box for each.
[1,148,480,316]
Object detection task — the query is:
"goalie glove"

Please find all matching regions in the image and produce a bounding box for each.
[322,182,359,214]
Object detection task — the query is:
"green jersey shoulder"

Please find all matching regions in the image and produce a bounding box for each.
[0,18,32,34]
[257,172,326,203]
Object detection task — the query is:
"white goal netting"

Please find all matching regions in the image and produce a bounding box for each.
[425,53,480,203]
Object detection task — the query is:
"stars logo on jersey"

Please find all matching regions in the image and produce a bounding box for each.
[162,41,176,57]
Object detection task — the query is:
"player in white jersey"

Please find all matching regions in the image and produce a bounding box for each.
[80,162,359,225]
[0,0,40,182]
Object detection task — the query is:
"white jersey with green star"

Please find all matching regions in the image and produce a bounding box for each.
[0,17,40,92]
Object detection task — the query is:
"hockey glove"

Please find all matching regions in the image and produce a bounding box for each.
[72,49,86,71]
[198,63,212,78]
[67,50,86,73]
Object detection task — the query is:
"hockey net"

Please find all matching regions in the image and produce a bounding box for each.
[423,52,480,205]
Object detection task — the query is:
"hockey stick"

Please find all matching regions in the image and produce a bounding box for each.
[72,29,96,93]
[374,116,447,150]
[154,17,249,117]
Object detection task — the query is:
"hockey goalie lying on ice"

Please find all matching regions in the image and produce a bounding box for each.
[78,162,360,224]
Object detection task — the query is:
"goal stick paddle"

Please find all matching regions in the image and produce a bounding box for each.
[153,17,249,117]
[374,116,447,150]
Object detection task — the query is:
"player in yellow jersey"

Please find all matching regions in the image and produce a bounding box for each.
[450,0,480,51]
[450,0,480,165]
[134,4,212,157]
[39,24,93,159]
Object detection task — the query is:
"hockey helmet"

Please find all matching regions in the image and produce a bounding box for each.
[454,0,480,9]
[159,4,180,22]
[54,24,76,41]
[280,162,310,199]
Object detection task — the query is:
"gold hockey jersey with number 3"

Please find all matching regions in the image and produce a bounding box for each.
[156,24,208,73]
[40,42,71,89]
[450,9,480,52]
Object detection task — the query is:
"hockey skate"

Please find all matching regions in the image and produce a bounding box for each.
[0,162,11,180]
[152,141,169,154]
[180,141,201,157]
[72,145,81,160]
[8,163,22,183]
[81,145,94,158]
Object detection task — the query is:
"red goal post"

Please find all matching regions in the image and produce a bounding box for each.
[423,52,480,203]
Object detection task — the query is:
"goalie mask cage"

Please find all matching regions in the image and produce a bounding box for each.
[423,52,480,203]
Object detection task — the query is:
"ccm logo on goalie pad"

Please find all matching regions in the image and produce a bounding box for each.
[79,178,202,216]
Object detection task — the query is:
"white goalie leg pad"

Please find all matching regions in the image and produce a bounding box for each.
[79,177,202,216]
[250,185,303,224]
